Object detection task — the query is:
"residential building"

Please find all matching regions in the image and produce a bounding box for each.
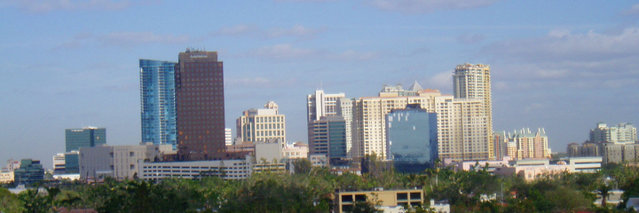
[506,128,551,160]
[601,143,639,164]
[0,160,18,184]
[308,116,347,163]
[493,131,508,160]
[434,95,490,160]
[13,159,44,185]
[65,127,106,152]
[236,101,286,143]
[590,122,637,144]
[386,104,437,172]
[139,59,177,147]
[335,188,424,213]
[337,98,354,157]
[79,144,166,180]
[453,63,494,159]
[176,49,225,161]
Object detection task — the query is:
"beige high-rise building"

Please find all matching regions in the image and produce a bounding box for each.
[453,63,494,159]
[351,80,492,161]
[434,96,490,160]
[507,128,551,160]
[351,84,441,159]
[236,101,286,143]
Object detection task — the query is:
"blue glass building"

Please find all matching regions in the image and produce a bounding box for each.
[140,59,177,147]
[65,127,106,152]
[386,104,437,173]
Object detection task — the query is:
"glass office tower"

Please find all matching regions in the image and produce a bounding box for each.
[140,59,177,147]
[65,127,106,152]
[386,104,437,173]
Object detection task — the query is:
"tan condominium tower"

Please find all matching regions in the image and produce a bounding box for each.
[236,101,286,143]
[453,63,494,159]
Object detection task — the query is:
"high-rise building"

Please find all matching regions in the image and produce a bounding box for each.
[453,63,494,159]
[65,127,106,152]
[434,96,490,160]
[351,86,441,159]
[236,101,286,143]
[386,104,437,172]
[590,122,637,144]
[175,50,225,160]
[307,90,345,122]
[140,59,177,147]
[308,116,347,163]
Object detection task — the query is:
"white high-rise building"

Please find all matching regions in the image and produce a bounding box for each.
[590,122,637,144]
[453,63,494,159]
[225,128,233,146]
[307,90,355,156]
[236,101,286,143]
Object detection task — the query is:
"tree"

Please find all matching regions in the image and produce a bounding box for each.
[0,187,24,213]
[293,159,312,175]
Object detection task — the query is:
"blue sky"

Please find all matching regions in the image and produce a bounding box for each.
[2,0,639,168]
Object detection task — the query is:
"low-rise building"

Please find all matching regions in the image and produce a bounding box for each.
[13,159,44,185]
[139,158,253,180]
[79,143,168,180]
[283,142,309,159]
[335,188,424,213]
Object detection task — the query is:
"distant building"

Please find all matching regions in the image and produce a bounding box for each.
[236,101,286,143]
[225,128,233,146]
[590,122,637,144]
[335,188,424,213]
[601,143,639,164]
[65,127,106,152]
[386,104,437,172]
[64,151,80,174]
[282,142,309,159]
[53,153,66,174]
[13,159,44,185]
[0,160,19,184]
[79,144,167,180]
[506,128,551,160]
[139,59,178,147]
[308,116,347,163]
[176,50,226,161]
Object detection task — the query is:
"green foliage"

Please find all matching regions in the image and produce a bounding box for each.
[7,164,639,212]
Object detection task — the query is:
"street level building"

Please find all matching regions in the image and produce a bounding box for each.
[79,144,167,180]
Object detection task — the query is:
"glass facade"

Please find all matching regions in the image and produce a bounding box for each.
[308,116,347,163]
[65,127,106,152]
[386,104,437,173]
[140,59,177,147]
[64,152,79,173]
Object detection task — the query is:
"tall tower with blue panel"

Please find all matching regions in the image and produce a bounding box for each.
[140,59,177,147]
[386,104,437,173]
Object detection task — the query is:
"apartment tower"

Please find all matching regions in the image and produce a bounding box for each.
[453,63,494,159]
[175,49,225,160]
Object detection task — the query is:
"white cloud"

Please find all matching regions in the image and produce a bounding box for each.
[99,32,190,45]
[370,0,499,13]
[622,3,639,16]
[212,24,323,39]
[426,71,452,90]
[2,0,136,13]
[252,44,317,59]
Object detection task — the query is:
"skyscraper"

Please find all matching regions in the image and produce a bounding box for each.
[139,59,177,147]
[453,63,494,159]
[65,127,106,152]
[306,90,353,156]
[236,101,286,143]
[175,49,225,160]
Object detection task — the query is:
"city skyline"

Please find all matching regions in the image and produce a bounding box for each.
[2,1,639,168]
